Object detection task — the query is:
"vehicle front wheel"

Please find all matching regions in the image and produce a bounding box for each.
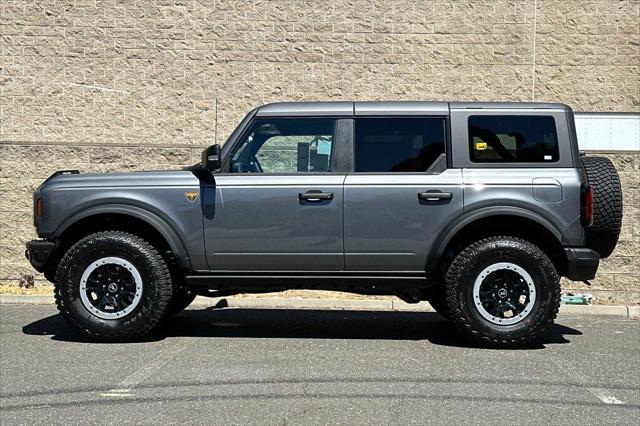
[444,236,560,347]
[54,231,173,342]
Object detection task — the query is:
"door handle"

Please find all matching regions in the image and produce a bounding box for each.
[299,190,334,202]
[418,191,453,203]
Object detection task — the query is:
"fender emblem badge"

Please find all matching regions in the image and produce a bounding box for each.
[184,192,199,203]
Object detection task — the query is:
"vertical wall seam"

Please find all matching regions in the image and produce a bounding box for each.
[531,0,538,102]
[214,98,218,146]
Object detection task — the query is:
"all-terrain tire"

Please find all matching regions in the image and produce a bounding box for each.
[444,236,560,348]
[54,231,173,342]
[581,156,623,258]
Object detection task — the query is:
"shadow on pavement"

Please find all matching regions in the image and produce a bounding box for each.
[22,305,582,349]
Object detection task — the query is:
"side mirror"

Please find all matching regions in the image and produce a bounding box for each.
[201,144,222,172]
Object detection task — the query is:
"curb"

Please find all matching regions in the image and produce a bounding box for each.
[0,295,53,305]
[1,295,637,318]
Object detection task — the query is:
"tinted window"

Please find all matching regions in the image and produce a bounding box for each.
[354,118,446,172]
[230,118,335,173]
[469,115,559,163]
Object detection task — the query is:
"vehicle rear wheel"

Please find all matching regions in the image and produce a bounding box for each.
[581,156,623,258]
[444,236,560,347]
[54,231,173,342]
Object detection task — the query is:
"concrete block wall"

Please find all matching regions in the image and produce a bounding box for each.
[1,0,638,299]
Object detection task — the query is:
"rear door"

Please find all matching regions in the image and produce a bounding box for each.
[343,114,463,271]
[204,117,348,271]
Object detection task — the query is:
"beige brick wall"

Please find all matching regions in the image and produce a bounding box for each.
[1,1,638,299]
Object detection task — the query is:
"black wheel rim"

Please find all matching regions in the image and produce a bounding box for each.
[473,262,536,325]
[79,257,143,319]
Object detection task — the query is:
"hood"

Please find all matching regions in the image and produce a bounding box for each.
[39,170,199,191]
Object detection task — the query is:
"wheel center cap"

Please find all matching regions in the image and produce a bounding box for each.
[107,283,118,293]
[497,288,508,299]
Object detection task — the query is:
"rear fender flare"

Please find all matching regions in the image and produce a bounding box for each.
[426,206,566,271]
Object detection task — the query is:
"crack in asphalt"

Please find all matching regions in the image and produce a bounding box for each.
[3,391,639,412]
[2,376,637,400]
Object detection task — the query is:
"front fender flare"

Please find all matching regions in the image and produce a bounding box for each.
[53,204,192,269]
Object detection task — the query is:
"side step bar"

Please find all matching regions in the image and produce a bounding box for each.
[184,273,430,290]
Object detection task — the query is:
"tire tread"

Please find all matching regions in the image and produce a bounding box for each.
[581,156,623,258]
[54,231,173,342]
[444,236,560,348]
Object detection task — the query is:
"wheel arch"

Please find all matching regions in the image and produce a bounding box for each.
[53,205,192,270]
[427,207,568,278]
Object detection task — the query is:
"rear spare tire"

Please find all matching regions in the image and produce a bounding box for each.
[581,156,623,258]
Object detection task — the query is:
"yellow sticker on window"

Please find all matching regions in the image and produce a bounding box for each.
[475,141,488,151]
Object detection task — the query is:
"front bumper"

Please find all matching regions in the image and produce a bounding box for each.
[25,240,56,273]
[564,247,599,281]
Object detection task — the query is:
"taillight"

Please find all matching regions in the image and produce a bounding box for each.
[581,185,593,227]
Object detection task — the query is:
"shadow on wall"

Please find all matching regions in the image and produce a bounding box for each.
[22,306,582,350]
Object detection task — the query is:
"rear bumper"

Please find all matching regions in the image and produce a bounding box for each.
[25,240,56,273]
[564,247,599,281]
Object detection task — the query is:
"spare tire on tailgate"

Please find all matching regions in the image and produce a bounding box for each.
[581,156,623,258]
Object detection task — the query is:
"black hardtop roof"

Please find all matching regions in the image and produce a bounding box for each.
[255,101,571,117]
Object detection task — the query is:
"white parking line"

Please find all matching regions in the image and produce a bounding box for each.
[100,341,189,398]
[588,388,625,405]
[99,392,134,398]
[552,360,626,406]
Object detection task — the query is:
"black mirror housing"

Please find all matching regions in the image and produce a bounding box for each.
[201,144,222,171]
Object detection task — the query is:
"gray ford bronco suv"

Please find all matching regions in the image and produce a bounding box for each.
[26,101,623,347]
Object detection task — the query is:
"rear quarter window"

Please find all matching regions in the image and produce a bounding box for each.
[468,115,559,163]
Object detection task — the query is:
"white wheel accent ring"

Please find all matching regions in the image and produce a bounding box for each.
[79,257,143,320]
[472,262,536,326]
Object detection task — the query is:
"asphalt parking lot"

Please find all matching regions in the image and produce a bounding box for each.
[1,303,639,424]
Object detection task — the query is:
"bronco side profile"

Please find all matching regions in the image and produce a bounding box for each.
[26,102,623,346]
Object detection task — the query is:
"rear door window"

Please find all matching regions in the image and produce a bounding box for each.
[468,115,559,163]
[354,118,446,172]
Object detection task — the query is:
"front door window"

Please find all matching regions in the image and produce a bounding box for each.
[230,119,335,174]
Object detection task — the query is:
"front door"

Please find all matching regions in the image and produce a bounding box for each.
[344,117,464,271]
[204,117,345,271]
